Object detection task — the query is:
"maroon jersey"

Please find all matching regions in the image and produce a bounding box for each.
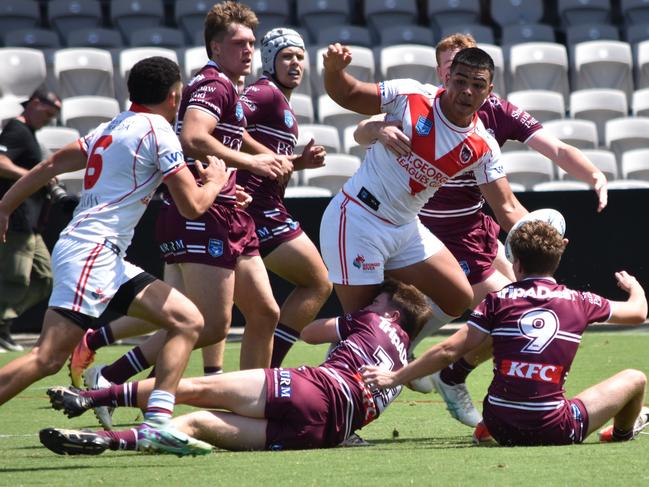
[237,77,298,200]
[175,60,246,206]
[420,94,542,220]
[320,310,410,440]
[469,277,611,426]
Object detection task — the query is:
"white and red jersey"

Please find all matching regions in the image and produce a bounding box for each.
[61,104,185,252]
[342,79,504,225]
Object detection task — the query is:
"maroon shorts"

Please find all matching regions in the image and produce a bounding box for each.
[155,201,259,270]
[483,398,589,446]
[419,212,500,285]
[264,367,333,450]
[246,201,303,258]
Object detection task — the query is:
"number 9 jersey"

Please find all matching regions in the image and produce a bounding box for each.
[60,105,186,252]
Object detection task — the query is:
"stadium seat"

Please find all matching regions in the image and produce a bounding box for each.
[428,0,481,30]
[315,25,373,48]
[508,182,527,192]
[57,168,87,197]
[289,93,314,125]
[605,117,649,161]
[61,96,120,136]
[364,0,418,40]
[573,40,633,100]
[570,89,629,144]
[542,118,598,149]
[632,88,649,116]
[175,0,212,43]
[48,0,102,38]
[127,27,185,48]
[478,43,506,96]
[0,97,23,127]
[54,48,114,99]
[297,0,351,43]
[440,24,495,45]
[507,90,565,123]
[110,0,164,37]
[508,42,569,101]
[501,140,529,152]
[296,124,341,154]
[313,45,373,96]
[343,124,367,160]
[0,48,46,101]
[317,95,366,139]
[558,0,611,26]
[379,45,438,85]
[621,148,649,181]
[65,28,124,48]
[303,154,361,193]
[500,151,554,189]
[284,186,333,198]
[621,0,649,25]
[490,0,544,27]
[119,47,178,80]
[501,24,556,48]
[378,25,436,47]
[240,0,290,33]
[36,126,81,157]
[607,179,649,189]
[532,180,590,191]
[635,40,649,89]
[558,149,618,180]
[183,46,208,80]
[0,1,40,34]
[565,24,620,52]
[3,29,62,49]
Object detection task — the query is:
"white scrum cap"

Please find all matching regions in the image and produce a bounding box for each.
[260,27,305,76]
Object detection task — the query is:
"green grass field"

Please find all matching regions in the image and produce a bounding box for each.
[1,330,648,486]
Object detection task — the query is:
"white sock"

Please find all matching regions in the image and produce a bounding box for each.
[144,389,175,424]
[409,299,457,354]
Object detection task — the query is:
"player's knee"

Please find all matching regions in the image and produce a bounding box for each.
[314,279,333,303]
[443,285,473,317]
[32,348,66,376]
[623,369,647,390]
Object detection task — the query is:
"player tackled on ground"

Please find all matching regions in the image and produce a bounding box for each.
[361,220,648,446]
[41,279,431,455]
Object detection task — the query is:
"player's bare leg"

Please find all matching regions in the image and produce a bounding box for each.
[575,369,647,437]
[491,241,515,281]
[201,339,226,375]
[234,255,280,369]
[173,410,268,450]
[263,233,332,365]
[0,309,83,405]
[334,283,382,314]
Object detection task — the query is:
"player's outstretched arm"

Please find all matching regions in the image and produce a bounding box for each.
[528,132,608,212]
[607,271,648,324]
[354,114,411,157]
[301,317,339,344]
[0,142,85,242]
[479,177,528,232]
[292,138,326,171]
[361,325,488,389]
[323,43,381,115]
[166,155,229,219]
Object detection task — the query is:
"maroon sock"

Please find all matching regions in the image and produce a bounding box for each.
[97,428,138,450]
[270,323,301,368]
[81,382,139,408]
[86,326,115,352]
[439,358,475,386]
[612,426,634,442]
[101,347,150,384]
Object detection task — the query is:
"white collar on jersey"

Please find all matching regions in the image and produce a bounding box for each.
[521,276,557,283]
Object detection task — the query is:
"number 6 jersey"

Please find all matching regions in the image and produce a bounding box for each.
[60,104,186,252]
[468,277,611,412]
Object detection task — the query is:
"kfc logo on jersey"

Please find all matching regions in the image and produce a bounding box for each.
[415,115,433,136]
[500,359,564,384]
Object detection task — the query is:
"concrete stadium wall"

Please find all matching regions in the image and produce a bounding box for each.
[15,189,648,332]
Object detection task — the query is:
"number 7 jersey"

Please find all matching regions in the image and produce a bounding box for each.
[60,106,186,252]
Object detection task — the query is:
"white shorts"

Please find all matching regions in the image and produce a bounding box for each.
[49,236,144,318]
[320,192,444,285]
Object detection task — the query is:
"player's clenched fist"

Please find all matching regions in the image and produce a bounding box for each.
[323,43,352,72]
[195,155,229,191]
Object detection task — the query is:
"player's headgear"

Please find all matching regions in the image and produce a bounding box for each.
[260,28,305,76]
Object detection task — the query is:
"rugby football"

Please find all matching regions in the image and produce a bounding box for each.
[505,209,566,262]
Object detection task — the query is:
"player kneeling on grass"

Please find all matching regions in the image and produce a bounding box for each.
[40,279,432,455]
[362,220,649,446]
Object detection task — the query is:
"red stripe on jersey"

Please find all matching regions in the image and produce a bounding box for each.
[73,243,103,311]
[408,93,436,163]
[435,132,491,177]
[338,197,349,285]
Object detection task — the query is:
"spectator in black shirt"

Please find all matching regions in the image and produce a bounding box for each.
[0,88,61,352]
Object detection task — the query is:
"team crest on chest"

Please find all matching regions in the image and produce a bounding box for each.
[208,238,224,257]
[415,115,433,136]
[460,143,473,165]
[235,102,244,121]
[284,109,294,128]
